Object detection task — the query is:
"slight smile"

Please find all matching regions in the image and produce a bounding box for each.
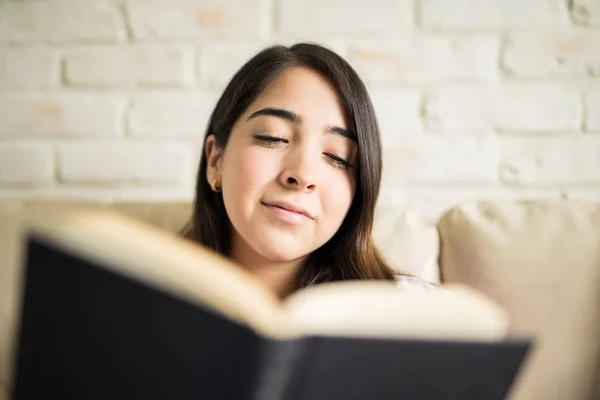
[261,201,314,224]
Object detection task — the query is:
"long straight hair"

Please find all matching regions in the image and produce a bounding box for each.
[187,42,399,289]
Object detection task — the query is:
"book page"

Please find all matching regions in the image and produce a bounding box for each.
[26,209,299,339]
[282,281,509,341]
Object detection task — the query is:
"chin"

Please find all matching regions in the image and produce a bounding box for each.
[260,248,304,263]
[254,240,310,264]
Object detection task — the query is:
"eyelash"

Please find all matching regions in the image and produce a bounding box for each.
[253,135,287,147]
[252,135,354,169]
[324,152,354,169]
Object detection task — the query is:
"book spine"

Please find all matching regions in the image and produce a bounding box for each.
[249,338,308,400]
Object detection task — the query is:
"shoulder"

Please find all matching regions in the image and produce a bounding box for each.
[394,275,446,293]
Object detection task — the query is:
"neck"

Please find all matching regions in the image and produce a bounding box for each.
[229,236,305,299]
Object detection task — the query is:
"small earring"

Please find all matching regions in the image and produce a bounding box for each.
[210,179,221,193]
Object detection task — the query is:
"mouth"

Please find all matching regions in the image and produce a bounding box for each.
[261,201,314,224]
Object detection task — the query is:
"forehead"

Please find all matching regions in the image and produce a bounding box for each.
[244,67,348,127]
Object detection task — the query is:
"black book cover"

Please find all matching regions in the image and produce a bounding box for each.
[12,237,271,400]
[284,336,529,400]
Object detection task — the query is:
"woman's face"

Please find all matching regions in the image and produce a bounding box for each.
[206,67,358,264]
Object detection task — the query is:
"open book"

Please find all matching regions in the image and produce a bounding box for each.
[10,209,531,400]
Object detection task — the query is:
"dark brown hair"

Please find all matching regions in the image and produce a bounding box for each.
[186,42,400,289]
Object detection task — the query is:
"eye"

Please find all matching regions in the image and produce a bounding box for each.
[253,134,288,148]
[324,152,354,170]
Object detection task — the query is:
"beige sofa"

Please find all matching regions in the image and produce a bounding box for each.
[1,199,599,400]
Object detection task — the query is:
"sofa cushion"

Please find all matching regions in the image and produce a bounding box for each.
[373,207,440,284]
[438,200,600,400]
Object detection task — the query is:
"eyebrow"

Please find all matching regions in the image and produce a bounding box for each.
[248,107,301,124]
[247,107,357,141]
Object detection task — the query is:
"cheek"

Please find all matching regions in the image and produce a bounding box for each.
[222,146,279,196]
[321,174,355,220]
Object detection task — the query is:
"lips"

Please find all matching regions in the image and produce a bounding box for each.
[261,201,314,224]
[262,201,314,219]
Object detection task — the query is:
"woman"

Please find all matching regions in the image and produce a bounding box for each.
[184,42,437,298]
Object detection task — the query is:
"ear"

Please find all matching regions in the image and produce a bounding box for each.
[204,134,223,184]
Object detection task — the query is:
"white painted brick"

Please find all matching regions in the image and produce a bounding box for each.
[382,135,499,186]
[58,144,129,184]
[63,46,194,88]
[491,85,581,133]
[0,94,126,138]
[348,35,499,84]
[503,30,600,78]
[0,48,59,90]
[0,144,53,184]
[0,187,117,202]
[563,188,600,202]
[0,1,125,43]
[381,185,562,220]
[368,88,422,147]
[376,184,410,210]
[572,0,600,27]
[197,39,349,89]
[128,0,271,39]
[420,0,570,29]
[57,143,193,185]
[188,145,203,182]
[424,85,582,133]
[500,136,600,185]
[197,41,269,88]
[586,90,600,131]
[128,93,219,139]
[128,144,194,184]
[272,37,349,58]
[424,86,491,133]
[278,0,413,34]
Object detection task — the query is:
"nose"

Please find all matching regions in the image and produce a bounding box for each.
[280,146,319,192]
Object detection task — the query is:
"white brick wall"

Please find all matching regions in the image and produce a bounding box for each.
[278,0,414,34]
[382,135,499,185]
[196,41,270,88]
[0,1,126,43]
[423,85,582,134]
[128,92,219,139]
[502,30,600,78]
[0,48,59,90]
[572,0,600,27]
[586,89,600,131]
[0,0,599,218]
[348,34,500,84]
[420,0,571,29]
[369,88,422,146]
[127,0,272,39]
[0,94,126,138]
[499,136,600,185]
[64,46,195,88]
[57,142,194,184]
[0,144,53,184]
